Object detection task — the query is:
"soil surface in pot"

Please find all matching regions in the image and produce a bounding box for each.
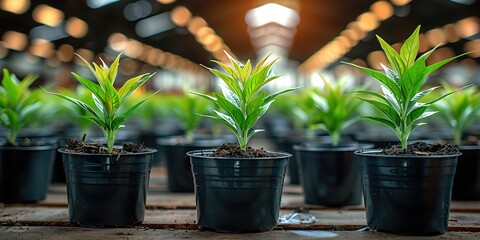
[382,141,459,156]
[63,137,151,154]
[212,143,279,158]
[3,138,51,147]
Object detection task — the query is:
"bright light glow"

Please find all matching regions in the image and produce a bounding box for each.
[171,6,191,26]
[370,1,394,21]
[196,27,214,42]
[443,24,460,43]
[124,40,143,58]
[187,17,207,34]
[1,0,30,14]
[391,0,412,6]
[108,33,127,51]
[32,4,64,26]
[456,17,479,38]
[66,17,88,38]
[0,42,8,58]
[418,33,429,53]
[124,0,152,21]
[464,40,480,57]
[156,0,176,4]
[426,28,446,47]
[2,31,27,51]
[450,0,476,5]
[135,12,175,37]
[248,25,296,39]
[245,3,299,28]
[357,12,379,31]
[29,39,54,58]
[87,0,119,9]
[367,50,388,70]
[29,24,68,41]
[57,44,74,62]
[75,49,94,63]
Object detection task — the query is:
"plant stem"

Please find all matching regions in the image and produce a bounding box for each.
[7,128,18,146]
[106,130,115,153]
[240,130,248,151]
[331,131,340,146]
[454,127,462,146]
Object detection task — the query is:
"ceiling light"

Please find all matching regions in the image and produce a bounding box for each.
[0,42,8,58]
[443,24,460,42]
[196,27,214,42]
[456,17,479,38]
[75,49,94,63]
[124,0,152,21]
[86,0,119,9]
[156,0,176,4]
[370,1,394,21]
[32,4,64,26]
[245,3,300,28]
[391,0,412,6]
[1,0,30,14]
[187,17,207,34]
[57,44,74,62]
[29,39,54,58]
[450,0,476,5]
[29,24,68,41]
[66,17,88,38]
[426,28,446,47]
[357,12,379,32]
[171,6,191,27]
[464,40,480,57]
[2,31,27,51]
[135,12,175,37]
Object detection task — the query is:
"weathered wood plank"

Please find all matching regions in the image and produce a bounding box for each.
[32,181,480,213]
[1,207,479,232]
[0,226,479,240]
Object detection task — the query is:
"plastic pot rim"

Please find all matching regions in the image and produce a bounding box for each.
[58,147,157,156]
[293,143,372,152]
[0,144,58,151]
[354,149,462,158]
[187,149,292,160]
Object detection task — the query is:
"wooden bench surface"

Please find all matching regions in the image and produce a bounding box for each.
[1,165,480,239]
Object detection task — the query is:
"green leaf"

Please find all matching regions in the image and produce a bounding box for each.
[400,25,420,68]
[264,87,301,103]
[361,116,396,130]
[376,35,405,75]
[72,72,105,102]
[117,73,155,103]
[46,90,100,119]
[108,53,121,84]
[342,62,402,97]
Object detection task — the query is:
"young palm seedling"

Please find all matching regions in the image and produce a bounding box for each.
[0,69,40,146]
[431,82,480,145]
[46,53,159,153]
[343,26,469,150]
[310,76,362,146]
[191,53,299,151]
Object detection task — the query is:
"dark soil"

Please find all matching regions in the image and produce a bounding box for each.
[382,141,460,156]
[212,143,277,158]
[4,138,48,147]
[63,137,151,154]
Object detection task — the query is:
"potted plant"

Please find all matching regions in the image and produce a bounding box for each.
[0,69,57,203]
[293,76,367,207]
[49,86,94,183]
[432,82,480,200]
[268,89,323,184]
[344,26,468,235]
[186,53,298,232]
[157,92,225,192]
[46,53,159,227]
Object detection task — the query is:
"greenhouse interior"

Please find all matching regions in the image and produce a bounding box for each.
[1,0,480,239]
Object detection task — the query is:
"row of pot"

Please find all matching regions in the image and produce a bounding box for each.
[1,132,476,235]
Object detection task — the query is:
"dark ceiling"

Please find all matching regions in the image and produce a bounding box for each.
[0,0,479,69]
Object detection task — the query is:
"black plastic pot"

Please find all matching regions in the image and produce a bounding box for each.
[452,145,480,200]
[0,144,56,203]
[294,142,369,207]
[355,149,460,236]
[60,148,156,227]
[187,149,290,233]
[272,135,311,185]
[158,136,226,192]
